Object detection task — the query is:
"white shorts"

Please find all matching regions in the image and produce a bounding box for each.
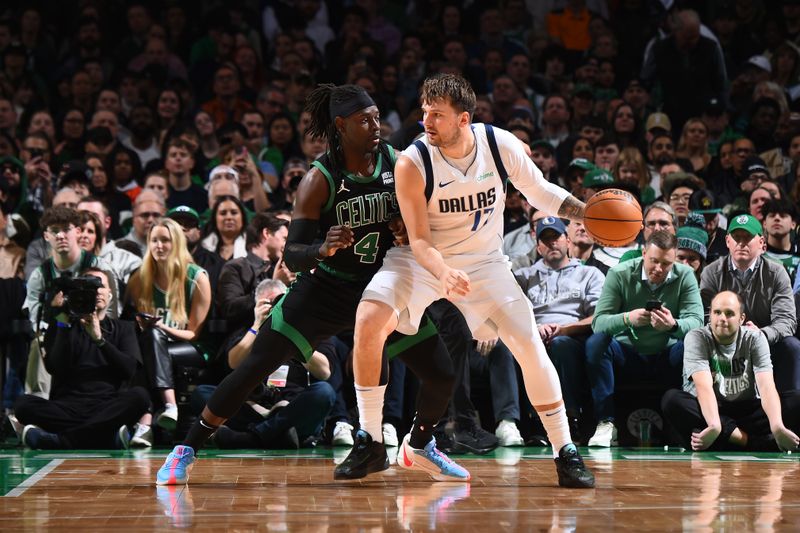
[361,246,525,341]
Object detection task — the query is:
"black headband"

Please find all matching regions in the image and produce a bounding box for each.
[329,89,376,120]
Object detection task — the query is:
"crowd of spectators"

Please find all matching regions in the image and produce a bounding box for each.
[1,0,800,453]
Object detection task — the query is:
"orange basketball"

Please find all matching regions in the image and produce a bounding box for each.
[584,189,643,247]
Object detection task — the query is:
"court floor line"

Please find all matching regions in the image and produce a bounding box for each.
[0,501,797,520]
[3,459,64,498]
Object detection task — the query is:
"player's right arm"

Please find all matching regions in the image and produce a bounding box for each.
[283,167,354,273]
[395,155,470,297]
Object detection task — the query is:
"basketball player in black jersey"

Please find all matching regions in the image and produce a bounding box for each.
[156,84,468,485]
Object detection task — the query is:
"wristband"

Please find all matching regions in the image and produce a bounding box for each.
[56,321,71,329]
[94,338,106,347]
[248,327,259,336]
[623,313,629,327]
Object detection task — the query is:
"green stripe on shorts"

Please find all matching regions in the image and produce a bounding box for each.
[269,298,314,362]
[386,316,437,360]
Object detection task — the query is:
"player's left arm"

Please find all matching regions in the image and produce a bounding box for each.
[499,128,585,222]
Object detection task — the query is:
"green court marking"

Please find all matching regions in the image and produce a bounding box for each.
[0,456,63,497]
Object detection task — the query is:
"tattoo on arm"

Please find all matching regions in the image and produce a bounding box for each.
[557,195,585,221]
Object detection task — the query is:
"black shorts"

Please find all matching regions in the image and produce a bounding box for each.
[268,269,367,362]
[269,268,437,362]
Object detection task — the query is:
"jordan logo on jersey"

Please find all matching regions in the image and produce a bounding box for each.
[438,187,497,213]
[338,181,350,193]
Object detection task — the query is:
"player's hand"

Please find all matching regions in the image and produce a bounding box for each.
[628,308,651,327]
[476,338,498,356]
[388,216,408,246]
[773,425,800,452]
[691,426,721,451]
[650,307,676,332]
[319,225,354,257]
[439,267,470,298]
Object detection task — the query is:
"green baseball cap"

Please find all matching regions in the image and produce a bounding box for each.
[568,157,595,171]
[727,213,762,236]
[582,168,614,188]
[167,205,200,227]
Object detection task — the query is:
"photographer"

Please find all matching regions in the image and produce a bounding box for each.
[23,206,111,396]
[269,157,307,212]
[14,267,149,449]
[210,279,336,450]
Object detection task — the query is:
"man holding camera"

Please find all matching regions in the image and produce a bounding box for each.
[22,206,113,396]
[14,267,149,449]
[588,231,704,446]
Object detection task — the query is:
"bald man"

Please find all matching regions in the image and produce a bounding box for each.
[662,291,800,452]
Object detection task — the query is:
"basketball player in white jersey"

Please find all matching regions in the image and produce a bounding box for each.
[336,74,595,488]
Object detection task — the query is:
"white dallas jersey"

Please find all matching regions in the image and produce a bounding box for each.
[402,124,569,258]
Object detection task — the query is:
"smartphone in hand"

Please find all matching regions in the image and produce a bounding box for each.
[645,300,663,311]
[136,312,159,326]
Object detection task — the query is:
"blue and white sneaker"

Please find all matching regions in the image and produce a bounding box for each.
[156,445,196,485]
[398,433,470,481]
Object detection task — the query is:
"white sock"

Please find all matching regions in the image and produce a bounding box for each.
[539,405,572,458]
[355,384,386,443]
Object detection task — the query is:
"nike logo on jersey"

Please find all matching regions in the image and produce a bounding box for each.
[338,182,350,193]
[439,180,455,188]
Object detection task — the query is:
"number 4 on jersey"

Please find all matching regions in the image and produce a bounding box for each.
[354,232,380,263]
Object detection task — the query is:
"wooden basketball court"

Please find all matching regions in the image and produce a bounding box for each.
[1,447,799,530]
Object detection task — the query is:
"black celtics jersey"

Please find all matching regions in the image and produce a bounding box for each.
[311,142,400,279]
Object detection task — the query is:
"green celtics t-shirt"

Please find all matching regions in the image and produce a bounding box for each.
[152,263,206,329]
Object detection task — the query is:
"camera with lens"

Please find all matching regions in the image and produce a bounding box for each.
[49,275,103,318]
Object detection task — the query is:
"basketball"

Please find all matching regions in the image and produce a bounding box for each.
[584,189,643,247]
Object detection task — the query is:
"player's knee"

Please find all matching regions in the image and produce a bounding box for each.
[354,299,397,340]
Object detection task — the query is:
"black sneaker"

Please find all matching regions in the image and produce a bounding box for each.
[431,427,463,454]
[333,429,389,480]
[554,444,595,488]
[452,424,499,455]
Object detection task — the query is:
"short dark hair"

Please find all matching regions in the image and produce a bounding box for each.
[645,230,678,251]
[761,197,798,221]
[420,73,476,117]
[40,206,81,229]
[246,213,290,249]
[595,134,620,150]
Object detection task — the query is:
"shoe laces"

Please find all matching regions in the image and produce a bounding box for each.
[425,440,455,466]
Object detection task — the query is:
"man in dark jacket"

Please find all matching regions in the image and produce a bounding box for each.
[216,213,289,332]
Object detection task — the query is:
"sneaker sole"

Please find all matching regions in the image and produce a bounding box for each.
[117,427,131,450]
[156,414,178,431]
[130,437,153,448]
[333,457,390,480]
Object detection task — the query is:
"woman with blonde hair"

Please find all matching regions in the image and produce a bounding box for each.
[613,147,655,205]
[125,217,211,444]
[676,117,712,177]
